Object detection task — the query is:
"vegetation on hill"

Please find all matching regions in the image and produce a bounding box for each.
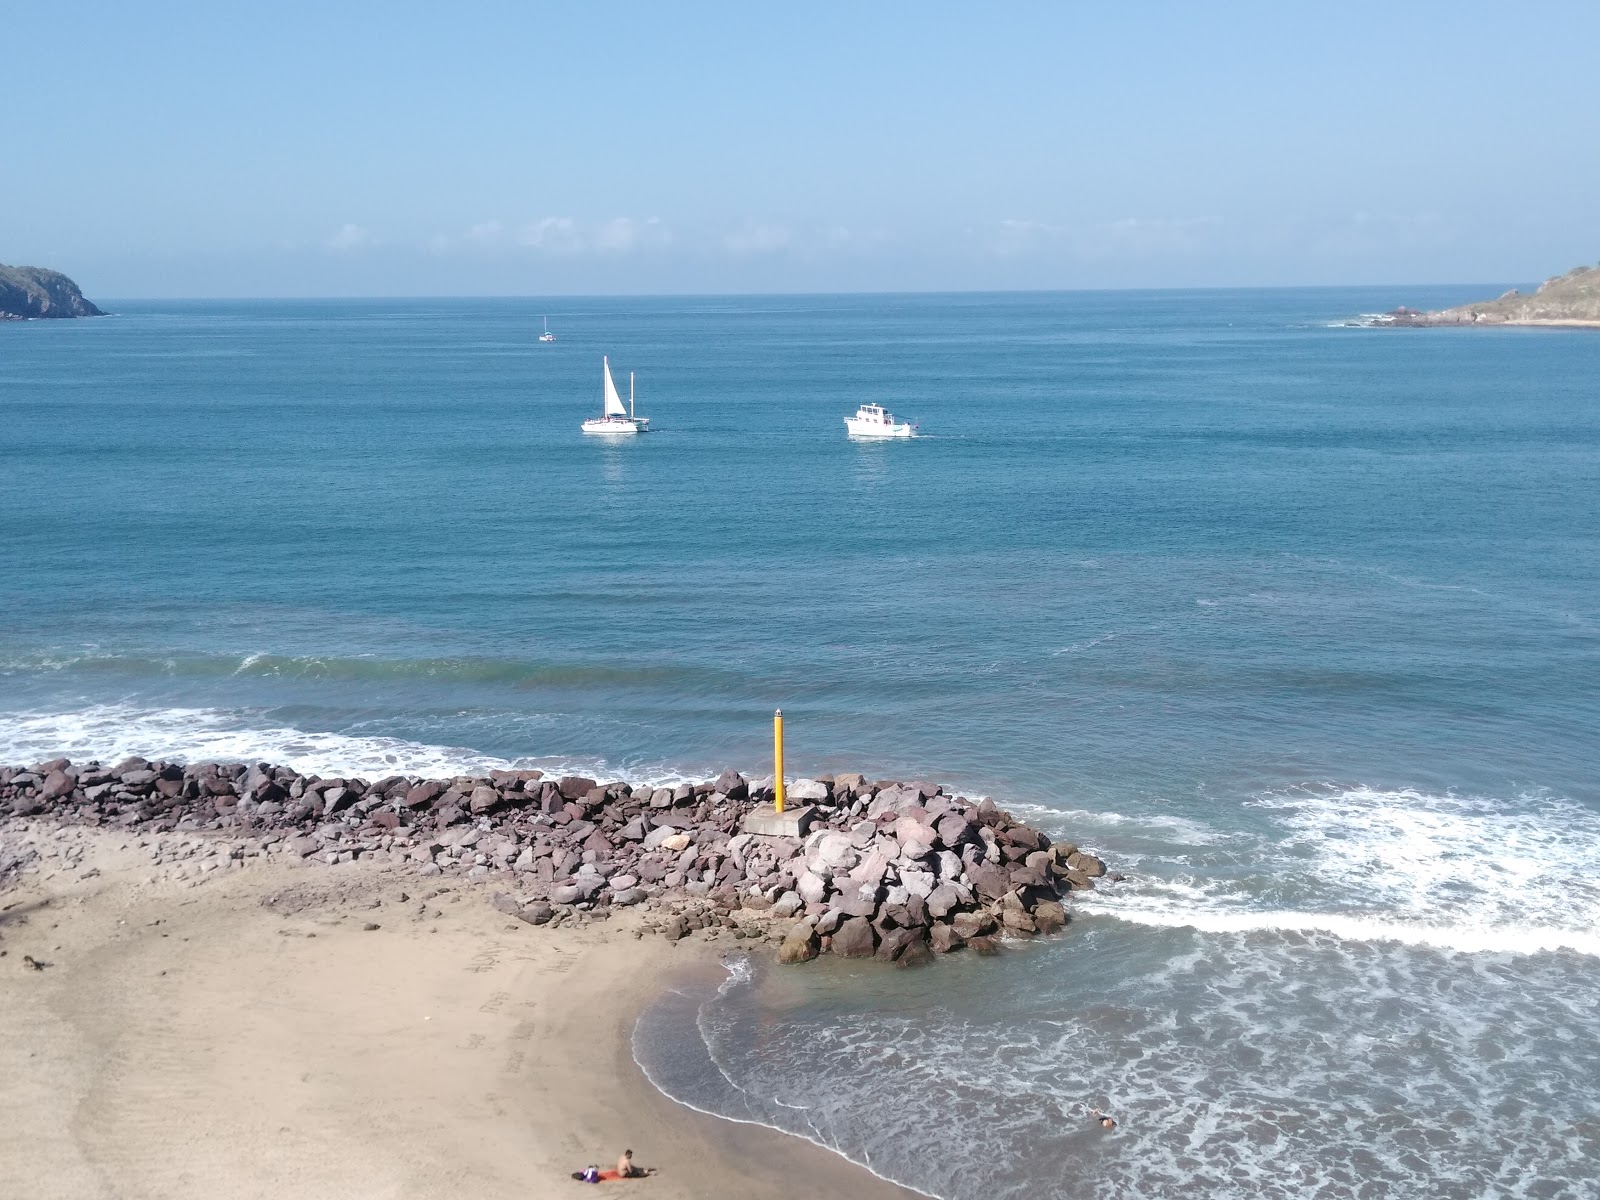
[1385,263,1600,326]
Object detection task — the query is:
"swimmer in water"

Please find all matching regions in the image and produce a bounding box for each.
[1090,1107,1117,1130]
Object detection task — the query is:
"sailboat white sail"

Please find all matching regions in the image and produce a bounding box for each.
[539,315,555,342]
[602,357,628,417]
[581,355,650,434]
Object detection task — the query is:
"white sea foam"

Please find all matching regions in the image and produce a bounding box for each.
[1083,784,1600,959]
[662,934,1600,1200]
[0,703,710,789]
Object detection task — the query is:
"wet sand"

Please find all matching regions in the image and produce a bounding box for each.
[0,823,919,1200]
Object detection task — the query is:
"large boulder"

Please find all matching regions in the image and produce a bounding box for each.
[969,861,1011,902]
[796,870,829,906]
[831,916,877,958]
[40,769,76,801]
[557,775,598,800]
[713,768,749,802]
[469,785,500,815]
[875,927,920,962]
[777,921,820,964]
[929,923,966,953]
[787,778,829,803]
[403,780,443,809]
[830,881,882,918]
[1033,899,1068,934]
[951,910,995,939]
[925,883,963,920]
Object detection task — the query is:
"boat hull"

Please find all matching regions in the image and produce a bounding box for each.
[581,417,648,435]
[845,418,914,438]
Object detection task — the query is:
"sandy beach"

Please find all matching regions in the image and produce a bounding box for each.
[0,822,919,1200]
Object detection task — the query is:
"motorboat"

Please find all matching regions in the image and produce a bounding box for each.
[538,316,556,342]
[845,403,915,438]
[581,356,650,434]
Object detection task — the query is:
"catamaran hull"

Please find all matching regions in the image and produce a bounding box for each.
[845,419,915,438]
[581,417,648,435]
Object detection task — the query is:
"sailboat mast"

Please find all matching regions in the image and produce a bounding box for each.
[630,372,635,418]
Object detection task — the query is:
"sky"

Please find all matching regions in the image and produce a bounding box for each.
[6,2,1598,297]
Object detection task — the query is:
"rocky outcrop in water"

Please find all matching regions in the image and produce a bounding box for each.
[0,263,104,319]
[0,758,1107,964]
[1376,263,1600,327]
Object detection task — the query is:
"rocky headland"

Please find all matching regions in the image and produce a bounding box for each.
[0,263,104,319]
[2,757,1108,967]
[1374,262,1600,328]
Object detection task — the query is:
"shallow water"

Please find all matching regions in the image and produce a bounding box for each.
[3,289,1598,1197]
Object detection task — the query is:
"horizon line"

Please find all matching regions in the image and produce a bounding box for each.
[86,279,1528,304]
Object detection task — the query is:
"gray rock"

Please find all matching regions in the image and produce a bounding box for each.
[287,835,320,857]
[713,768,749,802]
[771,890,803,918]
[831,881,882,918]
[796,870,829,906]
[814,909,845,937]
[550,884,582,905]
[929,923,966,953]
[611,888,647,907]
[469,785,499,814]
[831,916,877,958]
[925,883,962,919]
[787,778,829,803]
[847,847,891,886]
[900,868,936,899]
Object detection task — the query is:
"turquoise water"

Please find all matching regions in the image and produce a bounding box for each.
[4,291,1599,1197]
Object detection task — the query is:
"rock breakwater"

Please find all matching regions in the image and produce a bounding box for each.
[1,757,1107,964]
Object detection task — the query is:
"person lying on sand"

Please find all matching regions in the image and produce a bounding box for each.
[1090,1107,1117,1130]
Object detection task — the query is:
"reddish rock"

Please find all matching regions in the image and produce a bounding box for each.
[831,916,877,958]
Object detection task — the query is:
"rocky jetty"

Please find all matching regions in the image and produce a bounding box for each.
[0,263,104,319]
[1,757,1107,964]
[1375,263,1600,328]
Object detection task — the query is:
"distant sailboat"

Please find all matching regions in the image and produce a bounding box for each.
[539,316,556,342]
[580,356,650,434]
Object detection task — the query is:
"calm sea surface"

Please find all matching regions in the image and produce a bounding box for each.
[3,290,1598,1197]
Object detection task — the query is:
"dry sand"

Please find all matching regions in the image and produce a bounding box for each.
[0,823,919,1200]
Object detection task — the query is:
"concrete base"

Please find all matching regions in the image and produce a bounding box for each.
[741,803,815,838]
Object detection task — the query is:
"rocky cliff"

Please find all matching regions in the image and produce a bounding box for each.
[0,263,104,319]
[1381,263,1600,327]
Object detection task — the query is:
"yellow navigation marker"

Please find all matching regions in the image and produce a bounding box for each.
[773,708,785,813]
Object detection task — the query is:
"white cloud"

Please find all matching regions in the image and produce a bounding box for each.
[328,223,372,251]
[978,216,1222,260]
[722,219,793,255]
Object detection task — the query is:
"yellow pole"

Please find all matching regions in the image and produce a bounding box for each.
[773,709,785,813]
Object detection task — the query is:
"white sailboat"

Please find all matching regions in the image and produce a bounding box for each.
[538,316,556,342]
[580,356,650,434]
[845,403,915,438]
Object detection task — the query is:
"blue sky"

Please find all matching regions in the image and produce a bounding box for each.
[7,2,1598,296]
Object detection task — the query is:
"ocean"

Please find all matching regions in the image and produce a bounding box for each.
[3,289,1597,1198]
